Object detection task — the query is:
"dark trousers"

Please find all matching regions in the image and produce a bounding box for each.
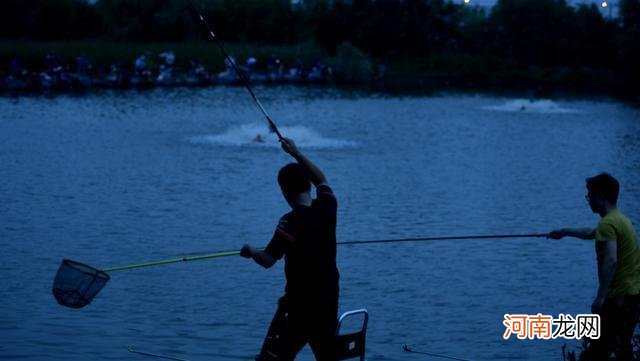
[256,295,338,361]
[590,294,640,361]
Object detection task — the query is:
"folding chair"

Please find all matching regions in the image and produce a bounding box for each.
[335,309,369,361]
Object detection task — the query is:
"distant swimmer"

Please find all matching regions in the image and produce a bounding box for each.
[241,138,340,361]
[549,173,640,361]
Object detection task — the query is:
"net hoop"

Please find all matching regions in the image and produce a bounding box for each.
[52,259,110,308]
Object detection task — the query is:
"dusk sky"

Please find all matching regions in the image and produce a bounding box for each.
[461,0,615,4]
[458,0,619,15]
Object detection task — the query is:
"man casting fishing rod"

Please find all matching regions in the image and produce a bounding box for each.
[241,138,339,361]
[549,173,640,361]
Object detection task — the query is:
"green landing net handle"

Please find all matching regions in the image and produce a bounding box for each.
[52,250,241,308]
[103,250,240,272]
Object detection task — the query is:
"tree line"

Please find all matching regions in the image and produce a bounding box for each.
[1,0,639,94]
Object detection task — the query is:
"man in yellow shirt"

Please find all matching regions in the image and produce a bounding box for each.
[550,173,640,360]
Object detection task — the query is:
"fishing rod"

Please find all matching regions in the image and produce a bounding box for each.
[52,232,547,308]
[403,344,472,361]
[186,0,284,141]
[338,232,547,246]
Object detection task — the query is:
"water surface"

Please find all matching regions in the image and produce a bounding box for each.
[1,87,639,360]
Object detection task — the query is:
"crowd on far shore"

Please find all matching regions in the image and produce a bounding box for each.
[1,50,335,93]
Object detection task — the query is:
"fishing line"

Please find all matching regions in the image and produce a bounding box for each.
[128,346,190,361]
[128,346,256,361]
[403,344,472,361]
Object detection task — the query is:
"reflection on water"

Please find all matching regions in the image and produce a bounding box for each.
[0,88,638,360]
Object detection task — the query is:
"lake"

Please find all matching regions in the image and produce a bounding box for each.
[1,87,639,360]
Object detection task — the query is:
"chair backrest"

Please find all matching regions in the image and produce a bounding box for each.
[335,309,369,361]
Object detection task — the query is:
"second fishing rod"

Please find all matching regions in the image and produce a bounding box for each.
[103,232,548,272]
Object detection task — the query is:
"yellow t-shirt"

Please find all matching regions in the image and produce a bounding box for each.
[595,209,640,298]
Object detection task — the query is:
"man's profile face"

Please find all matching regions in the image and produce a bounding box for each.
[282,189,295,208]
[586,190,604,214]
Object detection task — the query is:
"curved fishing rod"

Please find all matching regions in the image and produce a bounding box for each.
[186,0,284,141]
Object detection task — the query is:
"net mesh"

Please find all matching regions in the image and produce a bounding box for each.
[52,259,110,308]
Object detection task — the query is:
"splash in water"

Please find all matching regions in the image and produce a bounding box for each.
[190,123,357,149]
[482,99,578,114]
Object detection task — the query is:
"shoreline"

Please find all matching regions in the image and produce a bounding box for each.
[1,41,638,104]
[2,73,637,106]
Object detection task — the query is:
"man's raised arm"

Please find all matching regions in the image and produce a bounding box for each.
[280,138,327,186]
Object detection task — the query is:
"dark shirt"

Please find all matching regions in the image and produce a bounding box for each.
[265,184,339,304]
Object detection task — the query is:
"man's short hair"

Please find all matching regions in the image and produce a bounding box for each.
[278,163,311,194]
[586,172,619,204]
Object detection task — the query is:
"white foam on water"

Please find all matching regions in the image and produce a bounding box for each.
[190,123,357,149]
[482,99,579,114]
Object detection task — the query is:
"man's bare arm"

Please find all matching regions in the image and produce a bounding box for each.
[240,244,276,268]
[548,228,596,240]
